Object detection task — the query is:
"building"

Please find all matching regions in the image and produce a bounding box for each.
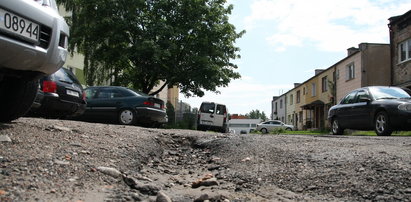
[273,43,390,130]
[335,43,391,102]
[271,94,286,123]
[389,10,411,90]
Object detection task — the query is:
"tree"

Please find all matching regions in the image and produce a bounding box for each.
[57,0,244,96]
[246,109,268,121]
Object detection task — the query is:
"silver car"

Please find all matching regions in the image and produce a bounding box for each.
[0,0,69,122]
[256,120,294,133]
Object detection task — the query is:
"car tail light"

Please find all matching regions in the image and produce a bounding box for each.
[42,81,57,93]
[143,101,154,106]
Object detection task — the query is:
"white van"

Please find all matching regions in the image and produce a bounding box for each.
[197,102,229,133]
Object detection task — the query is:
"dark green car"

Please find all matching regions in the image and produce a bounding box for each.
[81,86,167,127]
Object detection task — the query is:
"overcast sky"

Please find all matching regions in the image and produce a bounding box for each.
[181,0,411,116]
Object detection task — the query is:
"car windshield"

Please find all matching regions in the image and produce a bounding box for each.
[369,87,411,100]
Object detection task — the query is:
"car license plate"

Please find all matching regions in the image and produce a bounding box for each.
[154,103,161,108]
[0,8,39,43]
[67,90,79,97]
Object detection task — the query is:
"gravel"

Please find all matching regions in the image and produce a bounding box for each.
[1,117,410,201]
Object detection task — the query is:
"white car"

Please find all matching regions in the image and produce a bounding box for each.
[256,120,294,133]
[0,0,69,122]
[197,102,229,133]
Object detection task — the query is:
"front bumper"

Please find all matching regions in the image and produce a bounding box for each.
[0,0,69,78]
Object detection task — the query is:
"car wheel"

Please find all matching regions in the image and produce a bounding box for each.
[260,128,268,134]
[118,109,135,125]
[331,118,344,135]
[286,128,292,131]
[0,78,38,122]
[374,111,392,136]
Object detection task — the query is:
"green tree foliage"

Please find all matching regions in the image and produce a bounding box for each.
[246,109,268,121]
[57,0,244,96]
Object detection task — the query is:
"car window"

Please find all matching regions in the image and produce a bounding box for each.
[85,88,98,99]
[216,105,226,115]
[369,87,411,100]
[341,91,357,104]
[200,103,215,114]
[96,88,115,99]
[53,68,78,84]
[356,90,370,103]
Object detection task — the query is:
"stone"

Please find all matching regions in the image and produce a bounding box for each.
[194,194,209,202]
[54,160,70,165]
[136,184,160,195]
[123,175,139,189]
[156,191,172,202]
[0,135,11,142]
[97,167,122,178]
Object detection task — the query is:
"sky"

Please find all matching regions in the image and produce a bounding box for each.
[181,0,411,116]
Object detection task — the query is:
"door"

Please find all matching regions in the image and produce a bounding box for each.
[88,88,120,121]
[214,104,227,128]
[199,102,216,126]
[350,90,372,129]
[337,90,358,128]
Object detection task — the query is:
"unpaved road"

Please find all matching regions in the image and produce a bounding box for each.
[1,118,411,201]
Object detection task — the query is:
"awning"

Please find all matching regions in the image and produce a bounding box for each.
[301,100,324,110]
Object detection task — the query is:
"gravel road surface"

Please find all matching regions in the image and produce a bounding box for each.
[1,118,411,201]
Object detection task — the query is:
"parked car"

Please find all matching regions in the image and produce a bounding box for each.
[0,0,69,122]
[80,86,167,127]
[328,86,411,136]
[28,68,86,118]
[197,102,229,133]
[256,120,294,133]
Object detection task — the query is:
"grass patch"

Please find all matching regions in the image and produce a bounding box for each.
[349,130,411,136]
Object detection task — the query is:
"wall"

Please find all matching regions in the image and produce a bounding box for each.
[390,11,411,88]
[335,52,362,103]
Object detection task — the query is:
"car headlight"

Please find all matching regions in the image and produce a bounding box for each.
[398,103,411,111]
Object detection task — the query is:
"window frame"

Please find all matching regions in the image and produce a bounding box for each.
[398,38,411,63]
[346,63,355,81]
[321,76,328,92]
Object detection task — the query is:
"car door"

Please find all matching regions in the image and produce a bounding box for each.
[337,90,358,128]
[214,104,226,128]
[199,102,216,126]
[88,87,119,121]
[350,90,373,129]
[270,120,283,131]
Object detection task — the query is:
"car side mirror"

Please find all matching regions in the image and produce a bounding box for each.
[359,97,371,103]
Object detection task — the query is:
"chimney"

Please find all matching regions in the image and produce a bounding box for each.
[294,83,301,87]
[347,47,359,56]
[315,69,324,75]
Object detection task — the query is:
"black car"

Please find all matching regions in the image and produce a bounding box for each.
[29,68,86,118]
[328,86,411,136]
[80,86,167,127]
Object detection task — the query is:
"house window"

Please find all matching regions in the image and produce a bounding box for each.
[311,83,316,96]
[303,87,306,95]
[321,76,328,92]
[296,90,301,103]
[398,39,411,62]
[290,94,293,105]
[280,100,283,109]
[336,70,339,80]
[346,63,355,80]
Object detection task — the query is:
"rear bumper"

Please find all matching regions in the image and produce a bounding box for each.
[35,92,86,117]
[135,107,168,124]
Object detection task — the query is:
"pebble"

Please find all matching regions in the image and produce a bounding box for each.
[97,167,122,178]
[0,135,12,142]
[156,191,172,202]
